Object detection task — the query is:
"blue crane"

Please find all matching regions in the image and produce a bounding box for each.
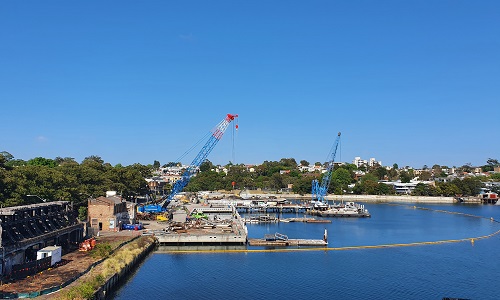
[311,132,341,205]
[138,114,238,213]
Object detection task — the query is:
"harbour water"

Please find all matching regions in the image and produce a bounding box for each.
[112,203,500,299]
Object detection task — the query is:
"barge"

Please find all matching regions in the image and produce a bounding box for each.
[153,203,248,245]
[248,230,328,247]
[310,201,371,218]
[280,217,331,223]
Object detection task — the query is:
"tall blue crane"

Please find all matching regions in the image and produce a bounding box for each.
[138,114,238,213]
[311,132,341,205]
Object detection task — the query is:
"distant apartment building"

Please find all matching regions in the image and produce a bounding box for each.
[353,157,382,168]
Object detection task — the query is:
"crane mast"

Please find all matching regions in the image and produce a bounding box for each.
[312,132,341,204]
[160,113,238,207]
[138,114,238,213]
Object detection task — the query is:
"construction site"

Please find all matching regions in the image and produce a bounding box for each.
[0,201,84,281]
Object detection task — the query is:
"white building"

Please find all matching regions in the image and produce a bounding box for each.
[353,156,382,168]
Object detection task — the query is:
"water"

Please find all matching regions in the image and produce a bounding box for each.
[112,203,500,299]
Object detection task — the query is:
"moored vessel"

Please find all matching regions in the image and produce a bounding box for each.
[312,201,371,218]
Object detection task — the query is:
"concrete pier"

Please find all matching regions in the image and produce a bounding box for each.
[156,229,247,245]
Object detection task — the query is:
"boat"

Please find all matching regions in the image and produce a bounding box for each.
[244,214,278,224]
[280,217,332,223]
[317,202,370,218]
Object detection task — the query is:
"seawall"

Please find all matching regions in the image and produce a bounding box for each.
[325,194,456,204]
[274,194,457,204]
[93,236,157,299]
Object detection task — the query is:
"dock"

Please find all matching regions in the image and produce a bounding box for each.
[248,238,327,247]
[244,214,279,224]
[308,202,371,218]
[155,229,248,245]
[280,217,331,223]
[248,230,328,247]
[153,204,248,245]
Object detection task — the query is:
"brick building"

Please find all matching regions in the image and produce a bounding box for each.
[87,192,136,232]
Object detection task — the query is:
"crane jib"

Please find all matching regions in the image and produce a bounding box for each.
[162,114,238,207]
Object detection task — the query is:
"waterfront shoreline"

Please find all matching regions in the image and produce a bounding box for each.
[238,192,458,204]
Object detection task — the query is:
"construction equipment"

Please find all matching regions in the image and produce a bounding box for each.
[138,114,238,213]
[79,238,96,251]
[156,213,168,222]
[311,132,341,205]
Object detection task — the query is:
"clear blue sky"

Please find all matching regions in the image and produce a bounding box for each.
[1,1,499,168]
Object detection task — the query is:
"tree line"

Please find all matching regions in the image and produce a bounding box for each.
[1,151,499,210]
[0,153,151,209]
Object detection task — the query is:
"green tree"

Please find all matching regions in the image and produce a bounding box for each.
[353,174,379,195]
[387,168,398,181]
[331,168,352,194]
[419,171,432,181]
[375,182,394,195]
[399,171,411,183]
[27,157,57,167]
[487,158,499,166]
[54,157,78,166]
[199,160,214,172]
[78,206,88,221]
[292,175,313,195]
[372,166,388,180]
[5,159,27,168]
[0,151,14,162]
[300,160,309,166]
[270,173,284,190]
[82,155,105,165]
[459,163,472,173]
[436,182,461,196]
[452,177,483,196]
[412,183,438,196]
[279,158,297,168]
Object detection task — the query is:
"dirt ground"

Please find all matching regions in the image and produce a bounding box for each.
[0,228,148,297]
